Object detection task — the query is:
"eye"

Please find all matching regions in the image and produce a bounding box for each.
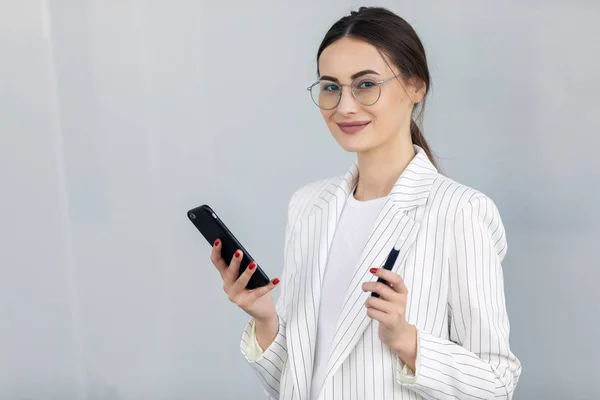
[321,83,340,92]
[357,79,377,89]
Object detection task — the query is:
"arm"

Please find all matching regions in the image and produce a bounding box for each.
[240,259,293,399]
[240,195,298,399]
[397,194,522,399]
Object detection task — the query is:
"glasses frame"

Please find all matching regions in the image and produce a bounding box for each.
[306,74,399,110]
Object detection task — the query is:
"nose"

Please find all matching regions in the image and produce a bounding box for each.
[336,85,360,114]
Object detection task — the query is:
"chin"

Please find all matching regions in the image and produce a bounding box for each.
[334,135,375,153]
[330,124,379,153]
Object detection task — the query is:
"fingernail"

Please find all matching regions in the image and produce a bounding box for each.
[272,278,280,285]
[370,268,378,274]
[248,261,256,270]
[214,239,220,246]
[235,250,241,258]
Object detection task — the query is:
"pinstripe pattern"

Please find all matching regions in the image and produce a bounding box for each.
[241,146,522,399]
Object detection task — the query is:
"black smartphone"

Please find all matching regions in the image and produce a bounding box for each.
[187,204,270,290]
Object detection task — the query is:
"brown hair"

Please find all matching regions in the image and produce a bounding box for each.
[316,6,437,168]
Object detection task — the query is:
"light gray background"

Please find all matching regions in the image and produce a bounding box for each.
[1,1,599,399]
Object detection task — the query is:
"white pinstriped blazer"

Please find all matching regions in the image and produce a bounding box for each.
[240,146,522,400]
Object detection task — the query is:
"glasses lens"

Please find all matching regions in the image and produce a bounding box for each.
[352,77,381,106]
[311,80,340,109]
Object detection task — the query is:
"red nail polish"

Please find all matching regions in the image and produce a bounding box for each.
[214,239,220,246]
[235,250,241,258]
[370,268,378,274]
[248,262,256,270]
[273,278,280,285]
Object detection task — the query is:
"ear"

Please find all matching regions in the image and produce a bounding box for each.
[408,77,426,104]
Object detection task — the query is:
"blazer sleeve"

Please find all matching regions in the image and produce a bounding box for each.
[239,193,298,399]
[396,194,522,399]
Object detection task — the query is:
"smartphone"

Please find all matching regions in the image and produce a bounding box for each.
[187,204,270,290]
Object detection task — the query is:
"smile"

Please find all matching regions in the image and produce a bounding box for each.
[336,121,371,134]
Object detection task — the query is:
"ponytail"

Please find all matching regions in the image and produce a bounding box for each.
[410,119,437,169]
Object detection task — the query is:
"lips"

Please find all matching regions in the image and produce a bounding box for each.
[336,121,371,134]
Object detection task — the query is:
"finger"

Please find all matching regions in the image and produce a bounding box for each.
[210,239,228,276]
[247,278,280,303]
[366,307,393,325]
[365,296,397,314]
[227,249,243,282]
[362,281,397,300]
[231,260,258,294]
[369,267,408,294]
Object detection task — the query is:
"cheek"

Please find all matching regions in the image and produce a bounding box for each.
[373,99,409,132]
[371,104,397,130]
[321,109,335,123]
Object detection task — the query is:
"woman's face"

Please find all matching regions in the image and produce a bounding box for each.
[316,37,424,153]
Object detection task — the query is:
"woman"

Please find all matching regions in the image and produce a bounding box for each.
[211,6,522,400]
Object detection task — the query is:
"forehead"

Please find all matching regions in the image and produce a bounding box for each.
[318,37,390,78]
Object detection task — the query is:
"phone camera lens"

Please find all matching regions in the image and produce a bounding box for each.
[189,212,196,219]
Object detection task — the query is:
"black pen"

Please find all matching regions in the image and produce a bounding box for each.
[371,247,400,298]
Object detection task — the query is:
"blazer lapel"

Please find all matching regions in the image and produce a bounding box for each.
[317,146,438,396]
[286,165,358,400]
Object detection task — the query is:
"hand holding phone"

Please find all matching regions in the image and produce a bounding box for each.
[188,204,270,289]
[187,205,280,321]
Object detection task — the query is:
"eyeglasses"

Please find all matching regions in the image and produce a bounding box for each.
[306,74,398,110]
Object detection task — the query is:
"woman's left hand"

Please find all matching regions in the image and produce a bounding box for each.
[362,267,418,371]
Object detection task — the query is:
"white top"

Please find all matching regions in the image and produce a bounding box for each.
[309,192,386,400]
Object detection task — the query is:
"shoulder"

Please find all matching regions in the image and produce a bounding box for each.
[287,176,339,217]
[281,176,340,239]
[290,177,338,204]
[432,174,507,257]
[429,173,502,218]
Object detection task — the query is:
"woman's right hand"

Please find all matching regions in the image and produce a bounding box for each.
[210,238,280,323]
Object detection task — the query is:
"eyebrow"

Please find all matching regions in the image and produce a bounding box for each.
[319,69,381,82]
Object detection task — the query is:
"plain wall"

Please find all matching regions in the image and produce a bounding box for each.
[1,0,599,399]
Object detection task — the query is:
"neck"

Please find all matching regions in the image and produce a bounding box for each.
[354,134,416,201]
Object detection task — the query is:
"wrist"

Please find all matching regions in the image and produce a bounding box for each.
[254,313,278,328]
[254,313,279,352]
[394,324,418,371]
